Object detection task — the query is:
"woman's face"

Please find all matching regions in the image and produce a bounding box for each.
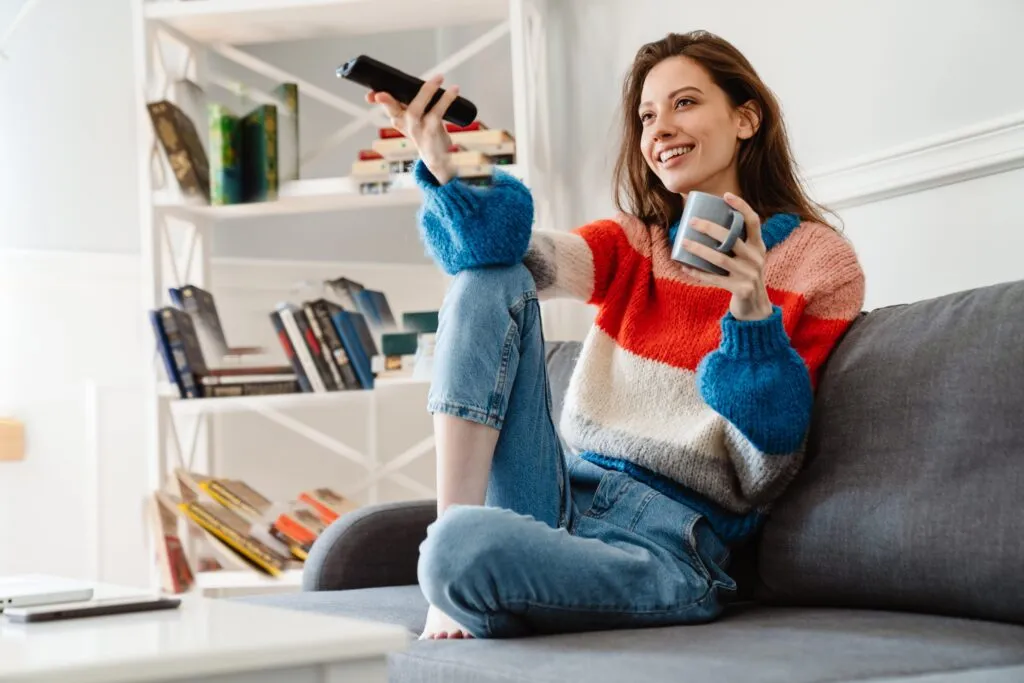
[638,55,755,198]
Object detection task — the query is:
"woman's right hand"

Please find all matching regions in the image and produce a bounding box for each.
[365,74,460,184]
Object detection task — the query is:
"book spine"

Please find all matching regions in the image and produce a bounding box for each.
[303,303,345,390]
[279,308,326,392]
[273,83,299,183]
[311,300,360,390]
[205,380,300,397]
[332,311,374,390]
[293,306,338,391]
[269,310,312,393]
[150,310,183,397]
[159,309,203,399]
[241,104,278,202]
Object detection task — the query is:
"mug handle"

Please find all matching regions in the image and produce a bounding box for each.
[717,210,745,252]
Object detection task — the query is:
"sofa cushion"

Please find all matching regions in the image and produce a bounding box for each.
[757,280,1024,624]
[241,588,1024,683]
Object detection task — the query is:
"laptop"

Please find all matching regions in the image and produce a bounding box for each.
[0,574,94,610]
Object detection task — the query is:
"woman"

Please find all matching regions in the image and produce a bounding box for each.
[366,30,864,640]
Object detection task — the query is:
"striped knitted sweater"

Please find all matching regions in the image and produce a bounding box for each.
[414,161,865,544]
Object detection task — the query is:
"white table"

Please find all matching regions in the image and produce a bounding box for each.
[0,583,408,683]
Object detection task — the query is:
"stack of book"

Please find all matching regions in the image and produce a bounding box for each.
[150,277,439,399]
[146,77,300,206]
[151,283,299,399]
[148,470,358,591]
[350,120,515,194]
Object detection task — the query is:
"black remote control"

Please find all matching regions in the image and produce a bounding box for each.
[336,55,478,128]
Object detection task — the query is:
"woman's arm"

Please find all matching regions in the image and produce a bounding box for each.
[696,260,865,504]
[414,160,627,305]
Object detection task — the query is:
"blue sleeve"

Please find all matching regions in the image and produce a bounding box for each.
[412,159,534,275]
[696,306,812,455]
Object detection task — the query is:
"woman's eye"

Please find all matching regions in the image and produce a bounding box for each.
[640,112,653,123]
[676,98,695,109]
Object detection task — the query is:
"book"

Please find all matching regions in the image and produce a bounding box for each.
[309,299,361,390]
[273,83,299,183]
[154,306,207,398]
[205,380,300,397]
[241,103,279,202]
[325,277,364,311]
[293,304,339,391]
[177,499,291,576]
[147,491,195,594]
[169,284,233,360]
[402,310,439,333]
[276,303,327,392]
[269,309,313,392]
[147,100,210,202]
[377,120,486,139]
[353,289,397,331]
[297,488,358,525]
[330,310,375,389]
[208,104,242,206]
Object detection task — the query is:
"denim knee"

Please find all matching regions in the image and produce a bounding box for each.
[417,506,510,623]
[444,263,537,315]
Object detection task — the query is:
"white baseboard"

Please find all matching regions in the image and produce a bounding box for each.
[805,110,1024,210]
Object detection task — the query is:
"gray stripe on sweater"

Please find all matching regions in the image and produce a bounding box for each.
[562,409,803,515]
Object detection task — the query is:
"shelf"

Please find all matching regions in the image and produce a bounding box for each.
[154,164,522,221]
[169,376,428,416]
[144,0,510,44]
[194,568,303,591]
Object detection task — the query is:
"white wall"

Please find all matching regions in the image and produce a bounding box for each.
[0,0,139,253]
[550,0,1024,333]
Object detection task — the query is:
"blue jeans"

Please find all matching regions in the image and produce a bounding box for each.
[417,264,737,638]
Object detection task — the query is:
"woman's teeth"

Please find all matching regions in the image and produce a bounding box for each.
[659,146,693,163]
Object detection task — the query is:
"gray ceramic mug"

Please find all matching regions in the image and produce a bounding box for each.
[670,191,745,275]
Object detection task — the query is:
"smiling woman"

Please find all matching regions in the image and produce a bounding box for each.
[365,29,866,641]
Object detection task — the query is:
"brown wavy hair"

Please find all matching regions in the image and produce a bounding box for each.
[612,30,834,230]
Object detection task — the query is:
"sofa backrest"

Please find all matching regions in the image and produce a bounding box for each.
[756,279,1024,625]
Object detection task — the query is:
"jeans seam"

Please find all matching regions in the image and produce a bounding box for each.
[501,583,716,617]
[484,289,537,429]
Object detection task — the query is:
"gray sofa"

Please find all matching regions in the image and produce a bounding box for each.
[247,279,1024,683]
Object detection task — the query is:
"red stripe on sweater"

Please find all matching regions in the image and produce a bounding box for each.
[575,219,626,305]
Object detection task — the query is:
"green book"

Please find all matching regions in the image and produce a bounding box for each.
[241,103,278,202]
[274,83,299,183]
[208,104,241,205]
[402,311,439,334]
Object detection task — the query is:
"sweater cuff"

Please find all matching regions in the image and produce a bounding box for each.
[718,306,791,360]
[413,159,480,220]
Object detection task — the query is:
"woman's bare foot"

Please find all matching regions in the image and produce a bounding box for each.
[420,604,474,640]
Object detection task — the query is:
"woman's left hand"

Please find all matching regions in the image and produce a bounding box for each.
[680,192,775,321]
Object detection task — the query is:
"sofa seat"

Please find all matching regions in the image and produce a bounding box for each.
[245,588,1024,683]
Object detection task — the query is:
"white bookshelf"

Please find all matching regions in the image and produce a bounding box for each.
[194,568,303,597]
[156,164,523,221]
[132,0,554,594]
[170,376,427,416]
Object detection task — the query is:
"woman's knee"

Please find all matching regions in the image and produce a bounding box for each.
[417,506,510,610]
[445,263,537,311]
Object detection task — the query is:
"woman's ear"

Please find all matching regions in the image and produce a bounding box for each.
[736,100,762,140]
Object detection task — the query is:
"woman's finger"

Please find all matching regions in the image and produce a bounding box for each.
[687,218,758,260]
[371,91,406,119]
[407,74,444,119]
[682,239,737,273]
[425,84,460,124]
[724,192,763,247]
[680,264,730,289]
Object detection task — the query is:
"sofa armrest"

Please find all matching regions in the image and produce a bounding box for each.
[302,499,437,592]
